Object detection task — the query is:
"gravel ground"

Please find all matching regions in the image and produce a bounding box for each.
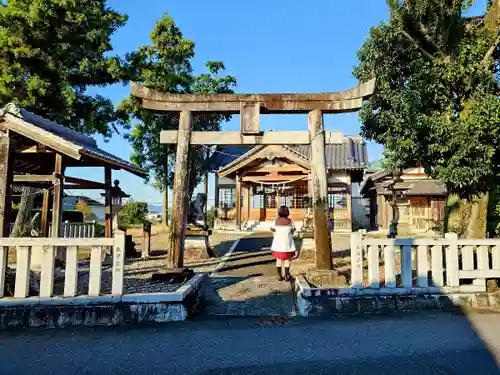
[49,258,184,297]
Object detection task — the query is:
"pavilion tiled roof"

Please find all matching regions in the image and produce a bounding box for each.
[1,103,147,178]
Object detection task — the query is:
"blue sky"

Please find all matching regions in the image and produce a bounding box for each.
[67,0,487,206]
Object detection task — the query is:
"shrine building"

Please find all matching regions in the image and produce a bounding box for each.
[209,133,367,232]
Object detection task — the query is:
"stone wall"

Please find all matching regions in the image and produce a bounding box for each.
[294,276,500,316]
[0,273,209,329]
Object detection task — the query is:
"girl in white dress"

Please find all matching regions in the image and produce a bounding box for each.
[271,206,297,281]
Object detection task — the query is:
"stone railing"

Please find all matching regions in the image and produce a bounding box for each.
[0,230,125,299]
[51,221,98,238]
[350,231,500,294]
[9,221,99,238]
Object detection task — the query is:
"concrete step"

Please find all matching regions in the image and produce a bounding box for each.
[202,276,296,317]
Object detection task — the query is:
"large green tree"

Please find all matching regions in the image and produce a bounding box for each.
[118,15,236,201]
[354,0,499,199]
[0,0,130,135]
[0,0,131,235]
[354,0,499,237]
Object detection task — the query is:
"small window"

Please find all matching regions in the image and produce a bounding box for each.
[328,186,347,209]
[218,187,236,208]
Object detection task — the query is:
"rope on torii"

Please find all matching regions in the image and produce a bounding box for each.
[252,175,307,186]
[254,175,308,194]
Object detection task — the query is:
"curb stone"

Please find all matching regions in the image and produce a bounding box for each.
[294,275,500,316]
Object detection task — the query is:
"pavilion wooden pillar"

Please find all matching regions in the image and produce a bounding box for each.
[0,129,13,237]
[168,110,192,269]
[51,153,64,238]
[345,174,353,232]
[245,184,251,220]
[0,129,12,297]
[276,188,281,215]
[235,173,242,230]
[308,109,332,270]
[40,189,51,237]
[104,167,112,238]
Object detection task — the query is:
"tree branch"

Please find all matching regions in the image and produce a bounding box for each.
[417,21,447,59]
[485,0,500,35]
[480,35,500,71]
[400,30,435,61]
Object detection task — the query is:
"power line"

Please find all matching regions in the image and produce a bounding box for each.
[199,145,241,158]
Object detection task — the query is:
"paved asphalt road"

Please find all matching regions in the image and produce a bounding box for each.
[0,312,499,374]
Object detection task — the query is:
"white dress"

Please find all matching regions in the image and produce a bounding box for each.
[271,220,296,253]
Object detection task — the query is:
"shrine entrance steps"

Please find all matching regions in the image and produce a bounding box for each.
[199,232,297,317]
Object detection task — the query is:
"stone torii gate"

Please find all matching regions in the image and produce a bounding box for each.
[131,80,375,271]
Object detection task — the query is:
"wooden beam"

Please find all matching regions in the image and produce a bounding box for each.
[13,174,55,183]
[64,176,107,190]
[248,163,308,173]
[168,110,192,269]
[40,189,50,237]
[15,144,53,153]
[309,109,332,270]
[0,129,13,237]
[51,154,64,238]
[3,116,82,160]
[64,184,103,190]
[132,80,375,114]
[160,130,346,145]
[104,167,112,238]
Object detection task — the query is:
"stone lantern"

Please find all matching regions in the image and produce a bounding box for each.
[101,179,130,228]
[383,170,404,238]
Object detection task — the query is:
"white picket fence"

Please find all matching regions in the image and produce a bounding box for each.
[350,231,500,293]
[0,230,125,300]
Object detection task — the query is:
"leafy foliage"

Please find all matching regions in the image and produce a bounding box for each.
[0,0,130,137]
[117,14,236,197]
[119,200,148,225]
[205,206,216,228]
[354,0,500,199]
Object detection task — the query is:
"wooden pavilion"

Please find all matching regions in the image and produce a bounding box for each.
[0,103,147,238]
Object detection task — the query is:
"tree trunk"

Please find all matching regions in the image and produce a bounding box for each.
[466,193,489,238]
[11,187,36,237]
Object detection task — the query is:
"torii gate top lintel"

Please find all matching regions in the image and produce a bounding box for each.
[131,79,375,145]
[130,79,375,115]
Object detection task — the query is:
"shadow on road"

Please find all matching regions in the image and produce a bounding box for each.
[198,349,499,374]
